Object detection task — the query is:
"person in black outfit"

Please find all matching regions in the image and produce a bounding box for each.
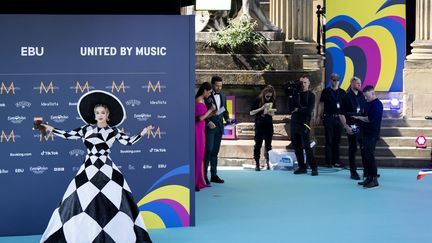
[289,74,318,176]
[204,75,232,184]
[352,85,383,188]
[250,85,277,171]
[315,73,346,168]
[339,77,366,180]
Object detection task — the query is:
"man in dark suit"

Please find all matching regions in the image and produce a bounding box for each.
[204,76,231,184]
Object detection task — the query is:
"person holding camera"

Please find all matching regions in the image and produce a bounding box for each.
[315,73,346,168]
[339,77,366,180]
[250,85,277,171]
[289,74,318,176]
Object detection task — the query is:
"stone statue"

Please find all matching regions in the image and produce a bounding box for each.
[240,0,280,31]
[196,0,280,32]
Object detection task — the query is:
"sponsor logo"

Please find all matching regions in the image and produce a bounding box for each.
[0,103,5,107]
[149,148,167,153]
[108,80,129,93]
[50,115,69,123]
[69,102,78,106]
[8,116,26,124]
[15,101,31,109]
[143,80,165,93]
[126,99,141,107]
[1,130,15,142]
[143,164,153,169]
[10,152,32,157]
[149,100,167,105]
[72,167,80,172]
[41,102,59,107]
[120,150,141,154]
[29,166,48,174]
[158,164,167,169]
[69,149,85,157]
[15,168,25,173]
[35,81,58,94]
[134,113,151,121]
[39,133,54,142]
[128,164,135,170]
[72,81,93,93]
[53,167,65,172]
[41,151,59,156]
[1,82,17,94]
[146,127,165,139]
[157,115,167,119]
[0,169,9,174]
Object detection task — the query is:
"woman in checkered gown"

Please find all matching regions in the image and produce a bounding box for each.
[39,97,153,242]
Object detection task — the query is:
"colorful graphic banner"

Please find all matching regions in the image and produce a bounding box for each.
[325,0,406,91]
[0,15,195,236]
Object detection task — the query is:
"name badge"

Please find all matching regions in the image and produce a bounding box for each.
[336,102,340,109]
[356,107,360,113]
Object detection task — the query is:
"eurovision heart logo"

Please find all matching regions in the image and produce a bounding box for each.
[325,0,406,91]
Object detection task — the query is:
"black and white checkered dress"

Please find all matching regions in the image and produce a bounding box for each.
[40,125,152,243]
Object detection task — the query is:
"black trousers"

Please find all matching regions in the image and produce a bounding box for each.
[323,116,342,165]
[290,122,317,169]
[253,122,274,163]
[361,134,379,177]
[205,126,223,178]
[347,133,361,172]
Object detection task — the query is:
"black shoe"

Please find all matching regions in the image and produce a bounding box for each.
[311,169,318,176]
[350,171,361,180]
[255,162,260,171]
[293,168,307,174]
[363,173,381,179]
[363,177,379,189]
[210,176,225,183]
[358,177,372,186]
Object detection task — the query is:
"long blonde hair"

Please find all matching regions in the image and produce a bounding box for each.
[258,85,276,107]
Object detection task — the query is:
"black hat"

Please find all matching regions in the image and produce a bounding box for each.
[77,90,126,127]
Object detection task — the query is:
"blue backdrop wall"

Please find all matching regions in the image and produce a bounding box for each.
[0,15,195,236]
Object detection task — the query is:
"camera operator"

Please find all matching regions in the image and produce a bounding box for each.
[339,77,366,180]
[288,74,318,176]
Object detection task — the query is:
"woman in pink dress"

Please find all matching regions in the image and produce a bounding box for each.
[195,82,215,191]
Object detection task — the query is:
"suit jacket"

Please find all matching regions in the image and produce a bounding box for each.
[205,92,230,134]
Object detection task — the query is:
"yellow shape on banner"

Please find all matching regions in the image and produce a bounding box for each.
[226,99,234,119]
[141,211,166,229]
[354,26,396,90]
[341,57,355,90]
[328,0,387,27]
[138,185,190,214]
[375,5,405,19]
[326,28,352,43]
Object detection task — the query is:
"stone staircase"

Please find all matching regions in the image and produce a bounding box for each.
[195,29,431,169]
[219,116,432,168]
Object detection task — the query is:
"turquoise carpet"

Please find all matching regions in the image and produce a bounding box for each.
[1,167,431,243]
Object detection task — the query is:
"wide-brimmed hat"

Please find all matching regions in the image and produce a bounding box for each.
[77,90,126,127]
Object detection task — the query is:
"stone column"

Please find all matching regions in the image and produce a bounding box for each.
[404,0,432,117]
[408,0,432,59]
[270,0,314,42]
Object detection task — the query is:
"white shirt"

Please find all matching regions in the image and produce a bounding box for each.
[213,92,221,110]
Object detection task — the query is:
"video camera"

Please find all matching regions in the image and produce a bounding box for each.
[284,80,302,97]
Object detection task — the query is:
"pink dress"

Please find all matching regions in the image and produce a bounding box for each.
[195,102,208,190]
